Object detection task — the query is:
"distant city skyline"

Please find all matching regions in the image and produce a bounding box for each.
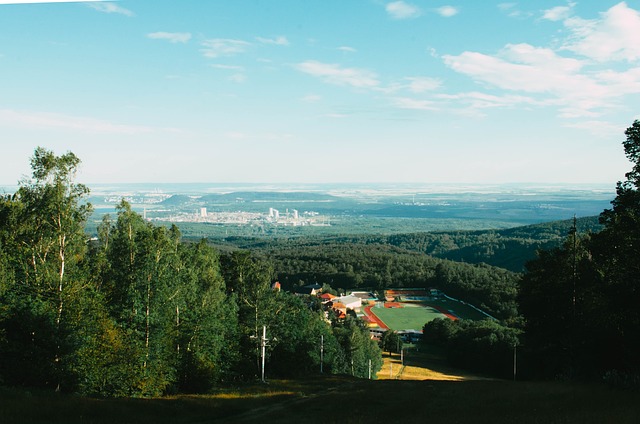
[1,1,639,185]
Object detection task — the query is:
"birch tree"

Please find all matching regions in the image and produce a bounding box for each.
[0,147,92,390]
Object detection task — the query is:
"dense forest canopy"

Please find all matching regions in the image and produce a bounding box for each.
[1,120,640,395]
[0,148,381,396]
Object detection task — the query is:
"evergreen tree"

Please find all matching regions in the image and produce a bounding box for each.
[519,120,640,380]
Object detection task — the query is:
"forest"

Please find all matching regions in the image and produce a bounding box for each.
[2,120,640,397]
[0,148,381,396]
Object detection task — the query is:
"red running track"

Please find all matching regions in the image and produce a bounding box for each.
[363,304,389,330]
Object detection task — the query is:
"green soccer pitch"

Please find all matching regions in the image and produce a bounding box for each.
[370,304,448,331]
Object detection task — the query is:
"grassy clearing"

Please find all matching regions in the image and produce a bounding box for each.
[377,347,486,382]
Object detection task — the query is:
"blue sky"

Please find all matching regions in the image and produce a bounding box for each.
[1,0,639,185]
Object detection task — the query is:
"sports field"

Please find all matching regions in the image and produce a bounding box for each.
[370,304,447,331]
[366,296,490,331]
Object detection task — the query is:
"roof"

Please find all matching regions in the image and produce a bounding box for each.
[294,287,316,295]
[335,295,361,306]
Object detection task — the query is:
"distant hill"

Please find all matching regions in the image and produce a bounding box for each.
[160,194,194,206]
[200,191,340,202]
[159,191,353,213]
[385,216,603,272]
[216,216,603,273]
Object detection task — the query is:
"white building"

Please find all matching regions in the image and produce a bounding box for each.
[334,295,362,312]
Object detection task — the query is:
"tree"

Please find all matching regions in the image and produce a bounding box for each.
[519,120,640,380]
[0,147,92,391]
[380,329,402,355]
[100,201,183,395]
[589,120,640,375]
[332,316,382,378]
[175,240,238,391]
[220,251,278,378]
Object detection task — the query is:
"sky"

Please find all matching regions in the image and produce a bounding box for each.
[1,0,639,185]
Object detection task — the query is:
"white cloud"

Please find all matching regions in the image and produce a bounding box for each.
[209,64,247,83]
[228,73,247,83]
[147,32,191,44]
[442,42,640,118]
[561,2,640,62]
[295,60,380,88]
[542,2,575,22]
[201,39,251,58]
[302,94,322,103]
[405,77,441,93]
[443,44,587,93]
[338,46,357,53]
[86,2,134,17]
[210,64,245,71]
[392,97,437,110]
[386,1,421,20]
[498,2,533,19]
[436,6,459,18]
[256,36,289,46]
[0,109,176,135]
[436,91,540,110]
[390,91,539,117]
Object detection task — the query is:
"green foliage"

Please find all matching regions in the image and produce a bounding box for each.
[0,147,93,391]
[0,149,386,397]
[380,329,402,354]
[248,240,520,320]
[519,120,640,381]
[423,318,520,378]
[332,316,382,378]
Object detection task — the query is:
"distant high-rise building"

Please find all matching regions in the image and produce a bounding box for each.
[292,209,299,220]
[200,207,207,218]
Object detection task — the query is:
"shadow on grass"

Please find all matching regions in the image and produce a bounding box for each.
[2,375,639,424]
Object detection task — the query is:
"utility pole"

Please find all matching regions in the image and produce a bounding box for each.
[261,325,267,383]
[320,335,324,374]
[252,325,271,383]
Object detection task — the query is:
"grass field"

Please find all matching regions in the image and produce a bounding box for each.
[370,304,446,331]
[369,298,489,331]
